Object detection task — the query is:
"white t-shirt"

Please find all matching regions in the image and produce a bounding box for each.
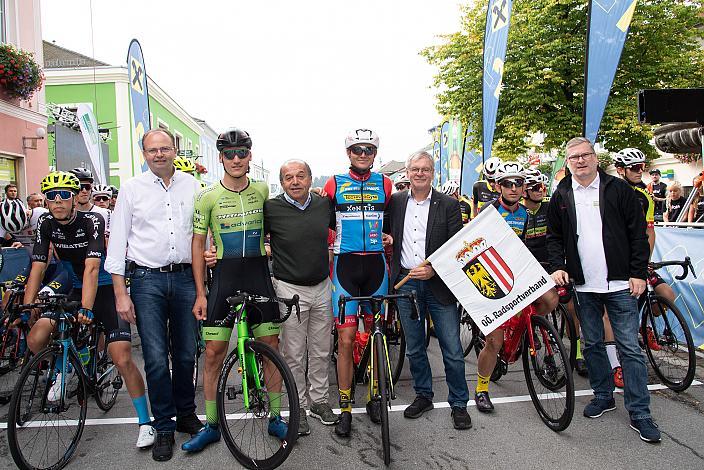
[0,207,49,254]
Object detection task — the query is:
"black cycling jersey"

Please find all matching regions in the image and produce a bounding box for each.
[525,202,549,265]
[33,211,111,288]
[472,180,499,213]
[459,197,472,224]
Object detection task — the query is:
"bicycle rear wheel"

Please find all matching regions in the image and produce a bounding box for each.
[94,335,122,412]
[0,325,29,406]
[8,345,87,470]
[374,333,391,466]
[217,340,299,470]
[641,296,696,392]
[459,307,474,357]
[522,315,574,432]
[549,304,577,370]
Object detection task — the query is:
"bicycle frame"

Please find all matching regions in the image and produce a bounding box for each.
[232,303,262,411]
[499,304,555,364]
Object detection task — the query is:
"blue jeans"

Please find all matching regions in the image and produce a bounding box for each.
[574,289,651,420]
[396,277,468,408]
[131,267,198,432]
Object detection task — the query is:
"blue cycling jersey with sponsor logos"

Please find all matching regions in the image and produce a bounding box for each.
[324,171,392,254]
[33,211,112,288]
[486,199,529,240]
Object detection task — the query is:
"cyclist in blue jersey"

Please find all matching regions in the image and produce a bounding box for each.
[474,162,558,413]
[323,129,393,437]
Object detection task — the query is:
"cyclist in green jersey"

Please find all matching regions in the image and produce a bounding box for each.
[183,128,287,453]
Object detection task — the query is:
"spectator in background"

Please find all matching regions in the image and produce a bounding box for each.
[687,181,704,224]
[647,169,667,222]
[5,184,18,200]
[26,193,44,209]
[663,181,686,223]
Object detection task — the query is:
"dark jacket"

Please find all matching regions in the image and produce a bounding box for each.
[546,168,649,285]
[385,188,463,305]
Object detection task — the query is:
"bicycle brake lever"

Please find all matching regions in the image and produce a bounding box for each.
[686,257,697,279]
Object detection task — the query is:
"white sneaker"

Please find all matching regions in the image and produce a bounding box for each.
[47,369,74,402]
[136,424,155,448]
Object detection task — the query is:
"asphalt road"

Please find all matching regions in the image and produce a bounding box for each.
[1,327,703,470]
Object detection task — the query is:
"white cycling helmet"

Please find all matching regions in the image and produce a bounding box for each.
[0,199,29,234]
[495,161,525,182]
[441,180,460,195]
[394,173,410,186]
[345,129,380,149]
[524,168,543,186]
[483,157,502,180]
[540,174,550,185]
[92,184,113,198]
[613,148,646,167]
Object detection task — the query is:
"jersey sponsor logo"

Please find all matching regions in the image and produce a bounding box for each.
[338,182,355,193]
[51,230,66,240]
[87,250,102,257]
[47,280,63,290]
[54,241,89,249]
[341,193,379,203]
[219,219,263,230]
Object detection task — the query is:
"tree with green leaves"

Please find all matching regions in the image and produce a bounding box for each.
[422,0,704,160]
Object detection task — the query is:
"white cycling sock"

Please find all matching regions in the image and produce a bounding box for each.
[606,343,620,369]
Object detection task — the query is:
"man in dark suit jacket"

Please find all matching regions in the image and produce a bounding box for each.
[386,151,471,430]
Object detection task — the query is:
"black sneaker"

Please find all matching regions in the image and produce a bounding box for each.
[176,413,203,435]
[366,400,381,424]
[575,358,589,377]
[630,417,661,443]
[451,407,472,430]
[335,411,352,437]
[152,432,174,462]
[403,396,434,419]
[583,397,616,418]
[474,391,494,413]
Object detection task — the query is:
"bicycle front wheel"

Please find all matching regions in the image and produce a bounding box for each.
[384,304,405,384]
[459,307,474,357]
[217,340,299,470]
[641,296,696,392]
[550,304,577,371]
[0,326,30,406]
[522,315,574,432]
[374,333,391,466]
[8,345,87,470]
[94,337,121,412]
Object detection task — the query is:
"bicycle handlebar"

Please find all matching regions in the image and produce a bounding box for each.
[219,291,301,327]
[337,292,420,325]
[17,292,82,318]
[649,257,696,281]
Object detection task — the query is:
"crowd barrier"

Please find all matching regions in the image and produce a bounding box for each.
[653,226,704,350]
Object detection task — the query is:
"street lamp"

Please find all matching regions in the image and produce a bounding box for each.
[22,127,46,150]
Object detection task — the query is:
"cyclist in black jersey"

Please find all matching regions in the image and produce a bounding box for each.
[471,157,501,217]
[441,180,471,224]
[24,171,154,448]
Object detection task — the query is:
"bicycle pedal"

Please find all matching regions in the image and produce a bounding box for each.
[113,376,123,390]
[226,386,237,400]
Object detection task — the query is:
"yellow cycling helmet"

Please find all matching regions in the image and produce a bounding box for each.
[174,156,196,173]
[40,171,81,194]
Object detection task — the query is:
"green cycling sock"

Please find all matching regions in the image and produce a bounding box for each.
[575,338,583,360]
[269,392,282,417]
[205,399,218,426]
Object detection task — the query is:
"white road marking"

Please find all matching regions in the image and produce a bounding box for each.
[1,380,700,429]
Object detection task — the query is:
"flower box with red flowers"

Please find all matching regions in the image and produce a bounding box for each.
[0,43,44,101]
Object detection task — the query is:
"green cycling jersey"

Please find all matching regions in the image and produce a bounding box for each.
[193,179,268,259]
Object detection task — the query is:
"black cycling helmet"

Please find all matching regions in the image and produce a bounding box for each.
[216,128,252,151]
[70,167,94,182]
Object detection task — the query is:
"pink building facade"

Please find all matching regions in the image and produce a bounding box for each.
[0,0,48,198]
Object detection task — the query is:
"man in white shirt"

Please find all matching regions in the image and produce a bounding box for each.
[105,128,203,462]
[547,137,660,444]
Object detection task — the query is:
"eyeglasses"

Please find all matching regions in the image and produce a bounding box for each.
[349,146,377,157]
[566,152,595,162]
[626,163,646,173]
[45,190,75,201]
[93,195,110,202]
[80,183,92,192]
[144,146,175,156]
[395,183,410,190]
[222,148,251,160]
[408,167,432,174]
[499,179,525,189]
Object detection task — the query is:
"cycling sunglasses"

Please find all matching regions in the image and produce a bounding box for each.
[527,184,544,192]
[499,178,525,189]
[222,148,251,160]
[627,163,646,172]
[349,146,377,157]
[45,190,75,201]
[93,195,110,202]
[80,183,92,192]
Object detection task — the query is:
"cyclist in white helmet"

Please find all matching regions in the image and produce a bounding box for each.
[394,173,410,192]
[441,180,472,224]
[472,157,501,217]
[0,198,48,254]
[92,184,113,210]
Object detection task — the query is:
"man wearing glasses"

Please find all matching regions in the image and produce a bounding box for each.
[183,128,290,452]
[473,161,558,413]
[92,184,113,210]
[323,129,393,437]
[547,137,660,443]
[106,129,204,461]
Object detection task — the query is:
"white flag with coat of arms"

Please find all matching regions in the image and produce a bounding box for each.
[427,205,553,335]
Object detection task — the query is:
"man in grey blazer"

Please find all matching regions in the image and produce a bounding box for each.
[386,150,471,430]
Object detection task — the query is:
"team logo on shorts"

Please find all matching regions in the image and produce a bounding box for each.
[455,238,514,299]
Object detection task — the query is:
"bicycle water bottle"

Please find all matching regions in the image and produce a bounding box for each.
[78,345,90,366]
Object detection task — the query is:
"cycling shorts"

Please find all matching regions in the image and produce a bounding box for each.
[203,256,280,341]
[331,253,389,329]
[41,284,130,344]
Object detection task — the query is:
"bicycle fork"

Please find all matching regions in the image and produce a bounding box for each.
[235,319,261,411]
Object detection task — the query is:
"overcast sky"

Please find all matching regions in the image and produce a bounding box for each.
[41,0,466,177]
